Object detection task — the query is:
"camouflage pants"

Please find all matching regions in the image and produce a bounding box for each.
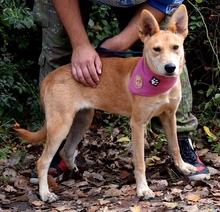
[33,0,198,135]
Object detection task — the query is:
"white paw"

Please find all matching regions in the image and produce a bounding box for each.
[137,185,155,200]
[178,162,197,175]
[40,191,59,203]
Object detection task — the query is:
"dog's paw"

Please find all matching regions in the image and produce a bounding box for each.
[178,162,197,175]
[137,186,155,200]
[40,191,58,203]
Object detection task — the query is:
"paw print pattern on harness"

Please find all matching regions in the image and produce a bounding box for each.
[149,77,160,87]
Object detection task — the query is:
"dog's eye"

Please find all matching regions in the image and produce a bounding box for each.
[153,47,161,52]
[173,45,179,50]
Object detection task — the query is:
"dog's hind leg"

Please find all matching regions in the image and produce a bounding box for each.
[59,108,94,170]
[159,112,197,175]
[37,112,76,202]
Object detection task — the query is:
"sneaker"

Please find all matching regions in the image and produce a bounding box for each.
[178,138,210,181]
[30,147,79,184]
[30,167,64,184]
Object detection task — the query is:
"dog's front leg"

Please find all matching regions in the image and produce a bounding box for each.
[160,112,197,175]
[130,117,155,199]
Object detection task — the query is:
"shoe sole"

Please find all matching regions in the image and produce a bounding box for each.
[188,173,210,181]
[30,173,64,184]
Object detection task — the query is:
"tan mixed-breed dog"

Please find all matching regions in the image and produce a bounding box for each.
[16,5,197,202]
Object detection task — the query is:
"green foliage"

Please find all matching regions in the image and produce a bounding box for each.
[102,112,130,136]
[0,146,10,159]
[186,0,220,132]
[0,0,35,29]
[88,3,120,46]
[0,0,42,141]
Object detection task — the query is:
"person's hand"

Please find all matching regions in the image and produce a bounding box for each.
[71,44,102,88]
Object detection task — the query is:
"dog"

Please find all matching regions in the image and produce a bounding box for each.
[16,5,197,202]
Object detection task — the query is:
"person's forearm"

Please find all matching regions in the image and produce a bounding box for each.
[53,0,90,48]
[118,3,166,50]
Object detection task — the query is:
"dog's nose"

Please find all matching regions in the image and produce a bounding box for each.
[164,63,176,73]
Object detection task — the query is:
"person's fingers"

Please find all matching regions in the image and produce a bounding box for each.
[72,66,90,87]
[71,46,102,88]
[81,64,99,88]
[95,55,102,75]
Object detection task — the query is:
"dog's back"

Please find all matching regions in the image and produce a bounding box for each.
[41,57,141,117]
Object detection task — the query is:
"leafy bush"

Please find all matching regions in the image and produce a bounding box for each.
[0,0,42,139]
[0,0,219,147]
[185,0,220,149]
[88,3,120,46]
[186,0,220,119]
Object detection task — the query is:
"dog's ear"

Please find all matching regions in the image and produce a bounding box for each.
[138,9,160,42]
[168,5,188,38]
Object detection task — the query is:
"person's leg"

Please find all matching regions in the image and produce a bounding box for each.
[33,0,93,84]
[151,66,198,135]
[176,66,210,180]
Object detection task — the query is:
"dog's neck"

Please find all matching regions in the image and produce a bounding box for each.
[129,57,178,96]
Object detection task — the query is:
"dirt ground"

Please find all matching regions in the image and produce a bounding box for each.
[1,112,220,212]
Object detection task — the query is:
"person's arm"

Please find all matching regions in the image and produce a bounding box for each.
[100,3,166,51]
[53,0,101,88]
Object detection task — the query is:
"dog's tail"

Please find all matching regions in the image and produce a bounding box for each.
[15,123,47,144]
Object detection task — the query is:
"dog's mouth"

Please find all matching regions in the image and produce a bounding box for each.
[164,72,177,77]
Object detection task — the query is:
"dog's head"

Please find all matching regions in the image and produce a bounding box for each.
[139,5,188,77]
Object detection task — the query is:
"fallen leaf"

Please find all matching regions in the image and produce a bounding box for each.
[164,202,178,209]
[203,126,217,141]
[181,205,199,212]
[5,185,17,192]
[207,166,220,175]
[150,180,168,191]
[99,198,110,206]
[31,200,45,207]
[197,187,209,198]
[87,187,102,196]
[48,175,58,190]
[0,193,6,200]
[186,193,201,202]
[7,154,21,167]
[152,155,161,161]
[75,188,89,198]
[171,188,183,195]
[212,191,220,197]
[103,187,122,197]
[61,179,76,187]
[130,204,142,212]
[120,170,130,179]
[117,136,130,143]
[3,168,17,178]
[203,180,219,189]
[14,176,28,190]
[154,191,164,197]
[83,171,105,186]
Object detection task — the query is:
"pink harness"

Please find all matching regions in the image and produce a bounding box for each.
[129,57,178,96]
